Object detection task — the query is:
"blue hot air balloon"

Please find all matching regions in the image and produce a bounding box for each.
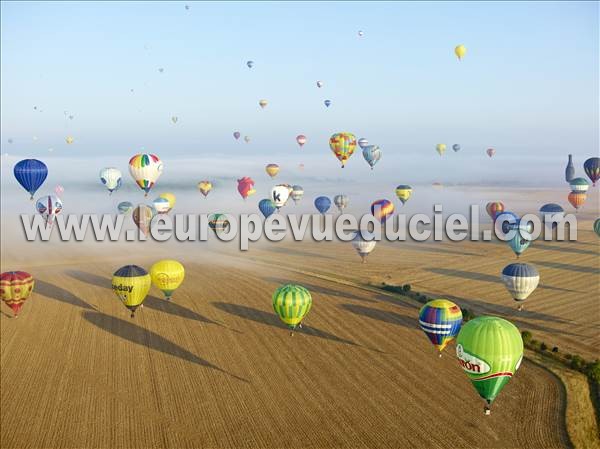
[495,211,519,234]
[14,159,48,199]
[452,144,461,152]
[324,100,331,108]
[314,196,331,214]
[258,199,277,218]
[118,201,134,214]
[506,220,533,258]
[362,145,382,170]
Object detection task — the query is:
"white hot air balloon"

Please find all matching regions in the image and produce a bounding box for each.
[501,263,540,311]
[352,231,377,263]
[99,167,123,194]
[271,184,292,209]
[128,154,163,197]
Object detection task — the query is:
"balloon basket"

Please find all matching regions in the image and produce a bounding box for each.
[484,406,491,416]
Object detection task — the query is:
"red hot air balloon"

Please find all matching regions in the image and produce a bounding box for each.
[237,177,256,200]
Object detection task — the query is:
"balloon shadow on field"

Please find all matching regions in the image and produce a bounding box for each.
[211,301,361,347]
[530,260,600,275]
[532,242,598,256]
[340,303,417,329]
[262,276,371,302]
[263,246,337,260]
[400,242,483,258]
[35,280,96,310]
[426,268,579,293]
[81,311,248,383]
[67,270,227,327]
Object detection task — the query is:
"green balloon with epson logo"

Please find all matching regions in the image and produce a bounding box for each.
[456,316,523,415]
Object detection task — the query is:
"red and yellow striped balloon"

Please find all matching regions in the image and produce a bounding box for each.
[1,271,34,317]
[329,132,357,168]
[568,191,586,211]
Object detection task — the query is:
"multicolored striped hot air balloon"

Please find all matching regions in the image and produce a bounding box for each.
[209,213,230,236]
[291,185,304,204]
[456,317,523,415]
[129,154,163,196]
[152,197,171,214]
[272,284,312,335]
[395,185,412,205]
[419,299,462,356]
[501,263,540,311]
[14,159,48,200]
[371,199,395,223]
[150,260,185,300]
[112,265,151,318]
[485,201,505,221]
[329,132,357,167]
[158,193,176,211]
[568,191,586,212]
[584,157,600,186]
[0,271,34,317]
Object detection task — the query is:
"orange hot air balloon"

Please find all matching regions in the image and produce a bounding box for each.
[486,202,505,220]
[237,177,256,200]
[265,164,280,178]
[1,271,34,317]
[568,191,586,212]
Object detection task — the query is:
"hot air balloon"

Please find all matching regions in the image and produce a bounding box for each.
[197,181,213,197]
[539,204,564,229]
[455,45,467,61]
[568,191,586,212]
[271,184,292,209]
[485,202,505,221]
[501,263,539,311]
[351,231,376,263]
[159,193,175,211]
[329,132,357,167]
[358,30,364,37]
[456,316,523,415]
[112,265,151,318]
[506,220,532,258]
[333,194,349,212]
[569,177,589,193]
[209,213,230,236]
[133,204,155,235]
[118,201,134,214]
[395,185,413,205]
[419,299,462,356]
[54,185,64,196]
[436,144,446,156]
[291,185,304,204]
[129,154,163,197]
[259,199,277,218]
[233,131,241,140]
[452,144,461,152]
[1,271,34,317]
[358,138,369,149]
[265,164,280,178]
[324,100,331,108]
[153,197,171,214]
[244,136,251,143]
[272,284,312,335]
[14,159,48,199]
[99,167,122,194]
[296,135,306,147]
[594,218,600,237]
[362,145,382,170]
[36,195,63,226]
[584,157,600,186]
[486,148,496,158]
[316,80,323,88]
[237,177,256,200]
[247,60,254,69]
[259,99,268,109]
[66,136,74,144]
[171,116,178,124]
[495,211,518,234]
[371,199,394,224]
[150,260,185,300]
[314,196,331,214]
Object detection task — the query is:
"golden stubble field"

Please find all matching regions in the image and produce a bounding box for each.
[3,225,595,448]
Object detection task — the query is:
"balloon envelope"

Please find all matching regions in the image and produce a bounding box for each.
[455,45,467,60]
[358,138,369,149]
[296,135,306,147]
[351,231,376,263]
[99,167,122,194]
[436,144,446,156]
[265,164,280,178]
[371,199,394,223]
[35,195,63,225]
[501,263,539,308]
[419,299,462,353]
[233,131,241,140]
[258,199,277,218]
[333,194,349,212]
[118,201,134,214]
[271,184,292,209]
[291,185,304,204]
[0,271,34,316]
[237,177,256,200]
[362,145,382,169]
[583,157,600,186]
[272,284,312,330]
[324,100,331,108]
[395,185,412,204]
[14,159,48,199]
[150,260,185,300]
[452,144,461,152]
[129,154,163,196]
[112,265,151,317]
[314,196,331,214]
[329,132,357,167]
[197,181,213,197]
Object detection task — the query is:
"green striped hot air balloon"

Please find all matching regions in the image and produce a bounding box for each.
[594,218,600,238]
[456,316,523,415]
[272,284,312,335]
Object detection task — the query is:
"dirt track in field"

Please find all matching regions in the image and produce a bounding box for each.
[1,239,579,448]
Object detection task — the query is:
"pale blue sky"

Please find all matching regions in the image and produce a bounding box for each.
[1,1,598,185]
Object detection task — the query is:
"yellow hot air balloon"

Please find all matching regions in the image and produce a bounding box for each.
[395,185,413,204]
[197,180,213,197]
[65,136,74,144]
[455,44,467,61]
[150,260,185,300]
[436,144,446,156]
[259,99,268,109]
[159,192,176,211]
[112,265,151,317]
[265,163,280,178]
[329,132,357,168]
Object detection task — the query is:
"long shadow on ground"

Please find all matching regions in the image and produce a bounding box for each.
[530,260,600,275]
[262,276,372,302]
[81,311,247,382]
[211,301,361,347]
[35,280,96,310]
[67,270,222,326]
[340,303,417,329]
